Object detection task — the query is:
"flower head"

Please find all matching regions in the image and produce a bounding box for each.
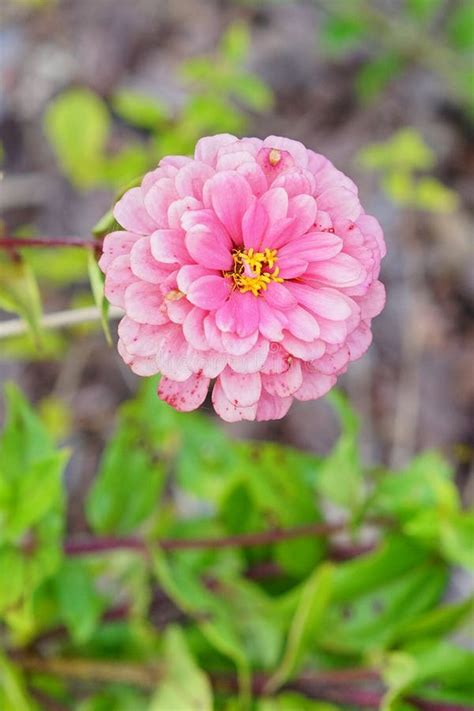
[100,134,386,422]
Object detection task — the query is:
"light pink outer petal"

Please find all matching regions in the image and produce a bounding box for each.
[262,358,303,397]
[186,275,231,310]
[220,367,262,407]
[293,369,337,401]
[99,231,141,271]
[256,391,293,421]
[194,134,238,166]
[212,379,258,422]
[124,281,167,325]
[114,187,158,234]
[158,373,210,412]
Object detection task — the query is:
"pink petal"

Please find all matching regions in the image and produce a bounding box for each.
[194,134,238,166]
[203,172,252,242]
[156,327,193,381]
[158,372,210,412]
[286,306,320,341]
[220,368,262,407]
[287,283,352,320]
[183,307,209,351]
[186,275,230,310]
[279,231,343,262]
[263,217,297,250]
[124,281,167,325]
[357,280,386,319]
[118,317,163,357]
[347,320,372,360]
[261,345,291,375]
[357,214,386,258]
[212,379,258,422]
[185,227,233,270]
[287,194,317,236]
[256,147,296,181]
[293,369,336,401]
[237,162,267,196]
[215,291,259,338]
[114,187,158,234]
[281,334,326,360]
[304,253,365,287]
[263,282,297,310]
[118,340,160,376]
[256,391,293,421]
[167,197,203,229]
[177,265,215,293]
[104,255,136,308]
[164,293,193,324]
[216,151,256,172]
[130,236,173,283]
[187,347,227,378]
[263,136,308,168]
[175,162,214,200]
[272,170,314,196]
[318,317,347,345]
[99,231,141,271]
[275,257,308,280]
[221,328,258,356]
[227,338,270,374]
[258,300,287,341]
[312,344,350,375]
[260,188,288,223]
[262,357,303,397]
[143,179,178,227]
[150,229,190,265]
[317,186,361,222]
[242,199,269,251]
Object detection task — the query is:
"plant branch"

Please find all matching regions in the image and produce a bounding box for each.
[64,520,349,557]
[0,236,102,250]
[0,305,123,340]
[14,656,469,711]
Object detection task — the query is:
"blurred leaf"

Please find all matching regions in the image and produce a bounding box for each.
[44,88,110,189]
[405,0,442,21]
[0,654,37,711]
[78,688,148,711]
[316,390,364,511]
[86,425,165,535]
[320,14,367,55]
[268,564,333,690]
[448,2,474,51]
[382,171,414,205]
[149,627,213,710]
[0,258,43,345]
[358,128,435,172]
[54,559,103,643]
[414,177,459,212]
[355,52,405,102]
[38,395,72,442]
[102,145,151,188]
[258,694,338,710]
[87,250,111,344]
[396,595,474,642]
[27,246,89,286]
[220,22,250,62]
[231,73,273,111]
[112,90,169,129]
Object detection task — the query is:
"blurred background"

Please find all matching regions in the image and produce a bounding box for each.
[1,0,473,517]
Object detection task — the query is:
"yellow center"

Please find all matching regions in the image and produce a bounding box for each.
[225,247,284,296]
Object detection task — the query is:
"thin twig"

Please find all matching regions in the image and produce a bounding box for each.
[64,520,348,557]
[0,305,123,340]
[0,236,101,250]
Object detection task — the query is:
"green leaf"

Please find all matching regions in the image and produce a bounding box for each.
[316,390,364,511]
[231,73,273,112]
[220,22,250,62]
[92,209,120,237]
[149,627,213,710]
[53,559,103,643]
[112,89,168,129]
[87,250,111,344]
[355,53,405,103]
[86,425,165,535]
[414,177,459,212]
[44,88,110,189]
[358,128,435,173]
[405,0,442,21]
[382,171,414,205]
[396,596,474,642]
[0,654,37,711]
[320,14,367,55]
[268,563,334,691]
[448,2,474,51]
[258,694,338,711]
[0,258,43,345]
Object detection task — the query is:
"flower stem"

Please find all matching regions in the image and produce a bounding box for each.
[0,236,102,250]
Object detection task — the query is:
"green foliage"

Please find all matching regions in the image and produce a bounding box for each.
[0,380,472,709]
[357,128,459,212]
[0,256,43,345]
[44,23,272,194]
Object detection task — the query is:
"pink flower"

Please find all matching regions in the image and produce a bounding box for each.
[100,134,386,422]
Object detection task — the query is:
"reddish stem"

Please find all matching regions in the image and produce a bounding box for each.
[0,236,102,249]
[64,521,346,557]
